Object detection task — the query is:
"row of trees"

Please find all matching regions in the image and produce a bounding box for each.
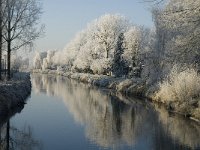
[33,14,154,77]
[33,0,200,85]
[0,0,42,80]
[149,0,200,81]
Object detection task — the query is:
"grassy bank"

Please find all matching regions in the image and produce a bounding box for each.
[153,68,200,122]
[0,73,31,115]
[32,69,147,96]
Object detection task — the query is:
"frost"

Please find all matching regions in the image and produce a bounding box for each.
[32,14,150,78]
[33,51,47,69]
[0,73,31,115]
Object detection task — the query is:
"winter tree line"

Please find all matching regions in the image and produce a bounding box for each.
[0,0,42,80]
[33,0,200,118]
[32,1,198,91]
[33,14,154,78]
[34,0,200,82]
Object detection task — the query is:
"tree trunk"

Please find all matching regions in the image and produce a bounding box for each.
[7,1,11,80]
[0,0,2,80]
[0,127,1,145]
[6,121,10,150]
[0,37,2,80]
[7,41,11,80]
[106,48,109,58]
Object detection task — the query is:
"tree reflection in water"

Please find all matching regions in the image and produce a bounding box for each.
[154,104,200,149]
[0,105,43,150]
[31,74,200,150]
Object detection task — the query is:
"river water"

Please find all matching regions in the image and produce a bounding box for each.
[1,74,200,150]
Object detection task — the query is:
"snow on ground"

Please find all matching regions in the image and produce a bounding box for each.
[0,72,31,115]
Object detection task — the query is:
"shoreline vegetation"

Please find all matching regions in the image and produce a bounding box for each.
[31,2,200,124]
[32,69,200,123]
[0,73,31,116]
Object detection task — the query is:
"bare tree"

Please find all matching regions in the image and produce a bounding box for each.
[0,0,2,80]
[0,0,4,80]
[2,0,43,80]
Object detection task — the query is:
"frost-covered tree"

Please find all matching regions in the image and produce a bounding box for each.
[139,28,157,82]
[41,50,55,70]
[60,30,88,68]
[122,26,156,78]
[123,26,141,68]
[72,14,131,74]
[153,0,200,68]
[90,14,129,59]
[33,51,47,69]
[151,8,168,81]
[73,41,93,73]
[112,33,128,76]
[32,14,151,77]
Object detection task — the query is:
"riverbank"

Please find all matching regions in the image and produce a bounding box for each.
[32,69,149,95]
[32,69,200,123]
[0,72,31,115]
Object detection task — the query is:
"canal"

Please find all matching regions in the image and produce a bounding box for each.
[1,74,200,150]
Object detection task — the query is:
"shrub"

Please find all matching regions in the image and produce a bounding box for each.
[154,66,200,104]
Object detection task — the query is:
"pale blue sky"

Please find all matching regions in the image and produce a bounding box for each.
[35,0,153,52]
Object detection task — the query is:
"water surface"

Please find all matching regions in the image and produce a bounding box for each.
[1,74,200,150]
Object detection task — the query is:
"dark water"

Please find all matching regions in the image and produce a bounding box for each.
[0,74,200,150]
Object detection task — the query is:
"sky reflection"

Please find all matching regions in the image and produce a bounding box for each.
[5,74,200,150]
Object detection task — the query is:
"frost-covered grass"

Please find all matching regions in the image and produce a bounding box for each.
[153,67,200,120]
[0,72,31,115]
[32,69,146,97]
